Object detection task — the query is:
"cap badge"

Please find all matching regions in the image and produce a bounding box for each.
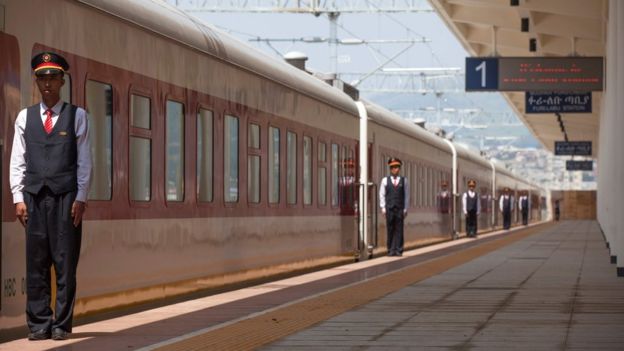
[43,54,51,63]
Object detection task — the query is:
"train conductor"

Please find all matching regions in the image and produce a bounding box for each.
[9,52,92,341]
[462,179,481,238]
[379,158,409,256]
[519,192,530,225]
[499,187,513,230]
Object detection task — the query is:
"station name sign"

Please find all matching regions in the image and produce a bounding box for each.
[566,160,593,171]
[526,91,592,114]
[466,57,603,92]
[555,141,592,156]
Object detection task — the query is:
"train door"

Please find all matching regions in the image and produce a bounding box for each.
[1,30,22,312]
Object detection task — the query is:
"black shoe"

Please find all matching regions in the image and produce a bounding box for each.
[28,329,50,341]
[52,328,69,340]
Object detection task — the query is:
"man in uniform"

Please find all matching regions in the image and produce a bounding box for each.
[379,158,409,256]
[10,52,92,341]
[499,187,513,230]
[518,191,530,225]
[437,180,451,214]
[462,179,480,237]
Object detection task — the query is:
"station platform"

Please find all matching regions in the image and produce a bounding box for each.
[1,220,622,350]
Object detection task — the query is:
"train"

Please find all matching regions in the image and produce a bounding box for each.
[0,0,549,332]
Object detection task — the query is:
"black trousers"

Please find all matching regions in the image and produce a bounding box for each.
[386,207,404,255]
[24,188,81,333]
[466,210,478,236]
[522,210,529,225]
[502,210,511,229]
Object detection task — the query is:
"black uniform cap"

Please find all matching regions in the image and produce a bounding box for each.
[31,52,69,76]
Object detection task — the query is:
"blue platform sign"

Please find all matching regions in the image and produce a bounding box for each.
[526,92,592,114]
[466,58,498,91]
[566,160,593,171]
[555,141,592,156]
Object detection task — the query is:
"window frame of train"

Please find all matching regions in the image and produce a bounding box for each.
[286,130,298,206]
[60,73,71,104]
[317,140,328,207]
[303,135,313,206]
[418,163,424,208]
[197,106,214,203]
[268,125,280,205]
[331,143,340,208]
[165,99,185,203]
[129,91,153,203]
[411,163,417,208]
[224,114,239,203]
[85,79,113,201]
[247,122,261,205]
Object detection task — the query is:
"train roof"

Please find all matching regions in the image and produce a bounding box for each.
[362,100,453,152]
[78,0,359,115]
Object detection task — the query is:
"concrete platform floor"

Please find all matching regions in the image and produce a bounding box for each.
[262,220,624,350]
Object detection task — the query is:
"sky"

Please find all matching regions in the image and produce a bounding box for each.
[184,7,466,73]
[169,1,540,150]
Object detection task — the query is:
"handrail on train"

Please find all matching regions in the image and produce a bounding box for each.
[355,182,378,261]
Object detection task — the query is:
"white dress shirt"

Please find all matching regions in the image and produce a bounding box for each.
[379,176,410,213]
[9,101,92,203]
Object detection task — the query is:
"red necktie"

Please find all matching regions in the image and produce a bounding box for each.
[44,109,53,134]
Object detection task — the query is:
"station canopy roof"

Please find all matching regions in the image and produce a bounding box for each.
[429,0,605,157]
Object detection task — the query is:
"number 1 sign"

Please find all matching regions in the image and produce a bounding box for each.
[465,58,499,91]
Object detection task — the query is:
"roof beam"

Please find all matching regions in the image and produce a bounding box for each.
[531,12,602,41]
[449,3,520,30]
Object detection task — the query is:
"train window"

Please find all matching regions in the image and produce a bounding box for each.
[129,94,152,202]
[248,123,260,149]
[303,136,312,205]
[269,126,280,204]
[60,73,71,103]
[340,146,347,207]
[86,80,112,200]
[331,143,339,207]
[342,147,355,209]
[318,142,326,206]
[197,109,213,202]
[130,137,151,201]
[166,100,184,202]
[248,123,260,204]
[428,168,433,207]
[248,155,260,204]
[131,94,151,129]
[287,131,297,205]
[418,165,424,207]
[224,115,239,203]
[406,162,412,207]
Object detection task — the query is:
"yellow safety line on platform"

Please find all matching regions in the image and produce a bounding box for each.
[156,223,553,351]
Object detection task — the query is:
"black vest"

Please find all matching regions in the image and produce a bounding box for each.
[502,196,511,212]
[466,192,478,211]
[23,103,78,195]
[521,197,529,212]
[385,176,405,210]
